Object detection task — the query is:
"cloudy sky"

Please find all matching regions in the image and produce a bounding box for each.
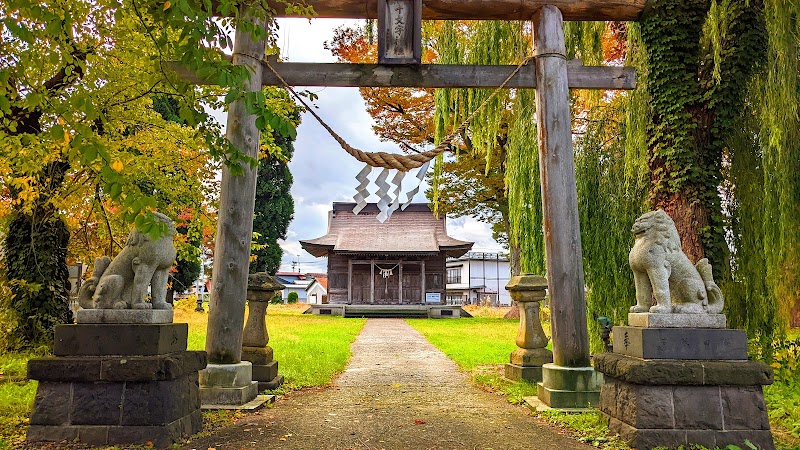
[262,18,504,273]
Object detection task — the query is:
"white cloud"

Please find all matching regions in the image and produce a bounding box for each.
[446,217,505,253]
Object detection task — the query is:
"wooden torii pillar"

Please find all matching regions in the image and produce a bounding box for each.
[184,0,648,409]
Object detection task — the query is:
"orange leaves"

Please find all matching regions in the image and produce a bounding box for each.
[327,25,436,146]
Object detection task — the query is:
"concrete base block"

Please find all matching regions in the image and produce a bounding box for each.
[200,381,258,406]
[597,358,775,450]
[510,347,553,366]
[537,384,601,409]
[628,313,726,329]
[307,305,346,316]
[252,360,278,382]
[241,346,274,365]
[258,375,285,391]
[199,362,253,388]
[201,394,275,411]
[27,410,202,449]
[54,323,188,356]
[612,326,747,360]
[76,309,173,324]
[536,364,601,409]
[523,395,595,413]
[504,363,544,382]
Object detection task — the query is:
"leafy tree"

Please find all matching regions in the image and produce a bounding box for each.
[0,0,301,349]
[287,291,298,304]
[149,95,204,302]
[251,115,297,275]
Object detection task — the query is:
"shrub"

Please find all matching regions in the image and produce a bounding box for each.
[270,293,283,304]
[173,295,199,312]
[287,291,299,304]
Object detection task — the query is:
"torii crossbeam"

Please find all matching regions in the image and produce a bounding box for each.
[184,0,650,410]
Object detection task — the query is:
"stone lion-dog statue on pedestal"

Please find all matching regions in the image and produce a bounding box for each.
[629,209,724,314]
[78,212,176,310]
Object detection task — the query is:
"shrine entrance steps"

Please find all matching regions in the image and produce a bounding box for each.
[304,304,471,318]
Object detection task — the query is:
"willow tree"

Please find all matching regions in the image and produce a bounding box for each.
[723,0,800,345]
[432,20,544,277]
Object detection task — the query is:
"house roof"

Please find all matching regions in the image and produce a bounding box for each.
[300,203,473,258]
[275,272,307,280]
[306,276,328,293]
[275,273,313,286]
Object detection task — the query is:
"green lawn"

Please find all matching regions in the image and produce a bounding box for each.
[177,302,366,389]
[0,303,365,448]
[406,316,522,370]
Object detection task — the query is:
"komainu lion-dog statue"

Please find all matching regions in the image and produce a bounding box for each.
[78,212,176,310]
[629,210,724,314]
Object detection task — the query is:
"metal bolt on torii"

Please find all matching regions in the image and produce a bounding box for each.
[172,0,648,410]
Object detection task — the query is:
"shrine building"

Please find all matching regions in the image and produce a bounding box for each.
[300,202,473,316]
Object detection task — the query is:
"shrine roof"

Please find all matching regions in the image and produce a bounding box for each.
[300,203,473,258]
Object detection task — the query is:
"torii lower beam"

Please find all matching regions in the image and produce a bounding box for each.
[169,61,636,90]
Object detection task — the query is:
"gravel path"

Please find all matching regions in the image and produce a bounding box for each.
[184,319,592,450]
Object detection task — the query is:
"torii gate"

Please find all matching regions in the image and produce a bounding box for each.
[183,0,649,409]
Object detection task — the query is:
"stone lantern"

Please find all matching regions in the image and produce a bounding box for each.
[504,274,553,382]
[241,272,285,390]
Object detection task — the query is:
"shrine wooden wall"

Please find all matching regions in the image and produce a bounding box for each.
[326,252,446,305]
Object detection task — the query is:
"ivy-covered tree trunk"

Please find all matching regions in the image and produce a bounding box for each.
[641,0,712,263]
[641,0,766,274]
[5,203,72,349]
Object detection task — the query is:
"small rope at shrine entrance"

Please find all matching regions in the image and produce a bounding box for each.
[374,263,400,278]
[263,57,533,221]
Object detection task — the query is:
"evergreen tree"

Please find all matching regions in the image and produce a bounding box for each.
[251,131,295,275]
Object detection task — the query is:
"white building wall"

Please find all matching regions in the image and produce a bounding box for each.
[446,253,512,306]
[306,283,326,304]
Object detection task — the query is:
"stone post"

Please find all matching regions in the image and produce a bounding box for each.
[242,273,285,390]
[504,275,553,382]
[200,7,265,408]
[531,5,600,409]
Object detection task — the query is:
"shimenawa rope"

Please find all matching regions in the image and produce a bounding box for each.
[263,57,533,172]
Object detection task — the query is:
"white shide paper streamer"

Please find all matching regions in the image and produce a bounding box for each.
[351,161,432,222]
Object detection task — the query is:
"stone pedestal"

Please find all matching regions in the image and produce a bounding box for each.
[199,362,259,406]
[239,273,285,391]
[536,363,602,409]
[596,313,775,450]
[27,314,206,449]
[504,275,553,383]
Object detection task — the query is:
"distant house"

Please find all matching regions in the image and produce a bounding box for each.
[306,277,328,304]
[445,252,512,306]
[274,272,312,302]
[300,202,473,305]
